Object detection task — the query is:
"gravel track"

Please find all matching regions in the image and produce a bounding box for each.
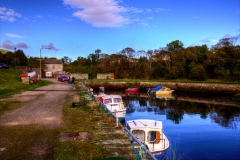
[0,78,76,128]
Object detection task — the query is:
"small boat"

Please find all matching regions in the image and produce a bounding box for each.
[97,94,126,115]
[156,87,174,95]
[155,94,175,100]
[148,85,174,95]
[126,119,170,154]
[20,71,36,79]
[125,87,139,95]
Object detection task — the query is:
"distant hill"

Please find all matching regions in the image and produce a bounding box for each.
[0,49,12,54]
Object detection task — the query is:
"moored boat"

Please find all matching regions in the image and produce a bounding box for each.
[125,87,139,95]
[148,85,174,96]
[156,87,174,95]
[126,119,170,154]
[97,94,126,118]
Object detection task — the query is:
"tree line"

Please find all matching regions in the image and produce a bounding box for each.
[0,36,239,81]
[69,37,240,81]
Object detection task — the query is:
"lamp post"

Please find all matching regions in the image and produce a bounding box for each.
[40,47,51,79]
[14,48,16,70]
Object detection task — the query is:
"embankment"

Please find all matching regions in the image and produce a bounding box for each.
[84,82,240,95]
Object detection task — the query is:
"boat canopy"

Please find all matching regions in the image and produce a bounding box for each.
[127,119,163,129]
[148,85,162,91]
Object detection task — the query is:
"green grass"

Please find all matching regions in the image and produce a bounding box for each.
[0,69,52,98]
[0,100,22,116]
[82,78,240,84]
[0,69,53,116]
[0,125,58,160]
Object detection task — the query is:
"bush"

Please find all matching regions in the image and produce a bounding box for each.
[189,65,206,81]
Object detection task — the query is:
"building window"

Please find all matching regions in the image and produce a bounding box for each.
[58,65,61,69]
[52,65,55,69]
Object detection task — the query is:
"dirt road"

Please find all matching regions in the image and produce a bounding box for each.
[0,78,76,128]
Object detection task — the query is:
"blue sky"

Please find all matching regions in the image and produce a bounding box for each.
[0,0,239,61]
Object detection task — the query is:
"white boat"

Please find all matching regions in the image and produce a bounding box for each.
[156,87,174,95]
[97,94,126,116]
[20,71,36,79]
[126,119,170,154]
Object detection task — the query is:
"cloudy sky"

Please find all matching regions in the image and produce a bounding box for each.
[0,0,239,61]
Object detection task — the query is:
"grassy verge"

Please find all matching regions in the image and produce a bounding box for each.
[0,69,52,98]
[0,125,58,159]
[53,92,128,159]
[0,101,22,116]
[84,78,240,84]
[0,69,53,116]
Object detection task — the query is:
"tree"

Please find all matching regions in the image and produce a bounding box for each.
[189,64,207,81]
[62,56,71,64]
[166,40,184,52]
[119,47,136,58]
[16,49,28,66]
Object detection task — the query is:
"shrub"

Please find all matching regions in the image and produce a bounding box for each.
[189,65,206,81]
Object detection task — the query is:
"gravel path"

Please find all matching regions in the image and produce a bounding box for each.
[0,78,76,128]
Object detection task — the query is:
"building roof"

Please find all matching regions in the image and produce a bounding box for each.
[44,59,63,64]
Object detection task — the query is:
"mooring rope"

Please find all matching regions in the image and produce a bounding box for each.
[130,139,141,160]
[139,144,145,159]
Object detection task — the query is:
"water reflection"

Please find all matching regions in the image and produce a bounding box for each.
[101,89,240,159]
[120,92,240,129]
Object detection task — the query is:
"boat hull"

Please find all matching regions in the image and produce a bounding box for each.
[155,90,174,95]
[125,88,139,95]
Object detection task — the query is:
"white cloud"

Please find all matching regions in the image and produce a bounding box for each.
[5,33,26,38]
[190,37,217,47]
[155,8,170,12]
[147,17,153,20]
[16,42,30,49]
[0,7,22,22]
[35,15,43,18]
[146,8,152,13]
[42,42,60,51]
[63,0,129,27]
[64,18,72,22]
[0,40,29,50]
[128,7,143,13]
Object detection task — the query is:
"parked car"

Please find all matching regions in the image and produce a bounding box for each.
[0,63,9,69]
[58,75,69,82]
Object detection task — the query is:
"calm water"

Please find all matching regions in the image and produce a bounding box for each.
[104,90,240,160]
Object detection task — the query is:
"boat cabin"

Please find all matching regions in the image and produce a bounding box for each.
[126,119,170,153]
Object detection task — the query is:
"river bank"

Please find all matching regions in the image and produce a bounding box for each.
[84,82,240,95]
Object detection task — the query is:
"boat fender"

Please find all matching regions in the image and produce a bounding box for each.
[121,103,125,109]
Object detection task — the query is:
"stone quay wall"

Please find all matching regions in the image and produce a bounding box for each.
[84,81,240,94]
[70,73,88,79]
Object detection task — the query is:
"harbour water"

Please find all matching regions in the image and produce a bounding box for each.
[104,90,240,160]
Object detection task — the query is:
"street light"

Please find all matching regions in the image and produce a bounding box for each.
[14,48,16,70]
[40,47,51,79]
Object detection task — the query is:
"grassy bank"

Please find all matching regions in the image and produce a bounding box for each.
[0,69,52,116]
[0,69,52,98]
[53,86,132,159]
[84,78,240,84]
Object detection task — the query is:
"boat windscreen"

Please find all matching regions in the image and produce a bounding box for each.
[132,130,145,142]
[103,99,112,104]
[113,98,121,103]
